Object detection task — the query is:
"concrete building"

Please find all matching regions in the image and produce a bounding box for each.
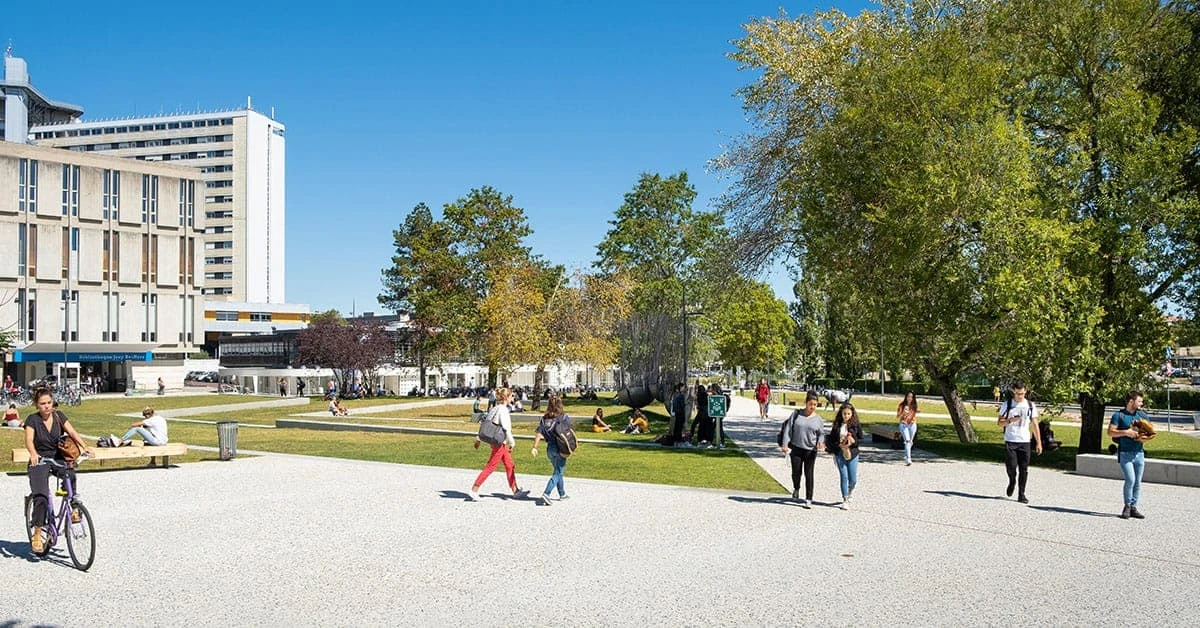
[0,138,206,388]
[32,105,285,304]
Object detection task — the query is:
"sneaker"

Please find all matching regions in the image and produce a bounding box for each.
[791,489,799,501]
[513,488,529,499]
[839,500,848,510]
[1006,481,1016,497]
[1018,495,1029,504]
[467,490,480,502]
[905,461,912,466]
[1120,505,1131,519]
[802,499,812,509]
[557,494,570,501]
[1129,506,1145,519]
[539,494,553,506]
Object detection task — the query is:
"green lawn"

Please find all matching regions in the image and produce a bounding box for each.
[1,394,781,493]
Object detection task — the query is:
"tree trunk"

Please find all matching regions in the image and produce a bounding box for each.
[1077,390,1107,454]
[928,370,978,443]
[487,368,497,389]
[531,364,546,411]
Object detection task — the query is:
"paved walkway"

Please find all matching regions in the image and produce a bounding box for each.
[2,394,1197,626]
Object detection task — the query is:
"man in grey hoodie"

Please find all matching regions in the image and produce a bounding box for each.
[779,390,825,508]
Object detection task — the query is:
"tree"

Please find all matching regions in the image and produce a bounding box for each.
[709,279,794,376]
[721,1,1069,442]
[997,0,1200,452]
[596,172,733,396]
[379,188,537,388]
[297,319,395,396]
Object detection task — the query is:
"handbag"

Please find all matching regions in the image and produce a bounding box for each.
[54,411,81,463]
[477,408,507,446]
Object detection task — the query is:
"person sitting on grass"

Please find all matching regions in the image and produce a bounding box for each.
[4,403,21,427]
[591,407,612,433]
[329,397,350,417]
[622,409,650,434]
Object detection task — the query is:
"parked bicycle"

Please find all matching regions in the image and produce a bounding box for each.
[25,456,96,571]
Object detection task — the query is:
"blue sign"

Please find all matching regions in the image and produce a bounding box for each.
[13,351,153,363]
[1166,346,1173,360]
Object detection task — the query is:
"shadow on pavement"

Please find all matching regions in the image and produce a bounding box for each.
[727,495,802,508]
[924,489,1007,501]
[438,490,471,501]
[0,538,73,569]
[1027,505,1117,518]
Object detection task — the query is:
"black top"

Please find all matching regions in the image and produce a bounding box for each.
[24,412,65,459]
[828,420,865,454]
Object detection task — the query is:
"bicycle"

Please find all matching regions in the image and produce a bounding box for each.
[24,455,96,571]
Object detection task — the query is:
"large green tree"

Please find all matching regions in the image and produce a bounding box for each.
[721,1,1070,442]
[709,279,794,376]
[379,188,537,387]
[998,0,1200,452]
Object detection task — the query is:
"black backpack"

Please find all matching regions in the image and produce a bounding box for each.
[777,411,799,447]
[554,416,578,457]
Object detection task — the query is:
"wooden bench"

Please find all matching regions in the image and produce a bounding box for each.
[12,442,188,468]
[869,424,903,449]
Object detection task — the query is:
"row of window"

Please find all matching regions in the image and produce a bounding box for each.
[15,224,197,285]
[18,159,197,228]
[213,311,273,322]
[75,134,234,151]
[13,288,197,344]
[33,118,236,139]
[131,149,234,162]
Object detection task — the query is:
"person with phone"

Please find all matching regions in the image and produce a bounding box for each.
[997,382,1042,504]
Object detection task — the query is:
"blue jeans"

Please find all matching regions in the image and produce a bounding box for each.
[121,426,165,446]
[834,453,858,499]
[1117,450,1144,506]
[542,446,567,498]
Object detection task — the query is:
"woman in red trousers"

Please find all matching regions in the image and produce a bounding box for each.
[468,387,528,501]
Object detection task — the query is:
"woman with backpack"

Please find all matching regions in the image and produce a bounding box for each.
[828,403,864,510]
[531,395,573,505]
[897,391,919,466]
[468,387,528,502]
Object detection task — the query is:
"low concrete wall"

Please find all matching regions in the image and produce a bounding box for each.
[1075,453,1200,487]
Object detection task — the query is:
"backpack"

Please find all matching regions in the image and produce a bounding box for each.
[777,411,798,447]
[553,416,578,457]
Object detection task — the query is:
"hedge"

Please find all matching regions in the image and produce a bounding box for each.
[1146,389,1200,412]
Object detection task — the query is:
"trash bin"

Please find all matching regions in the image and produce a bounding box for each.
[217,421,238,461]
[114,378,127,393]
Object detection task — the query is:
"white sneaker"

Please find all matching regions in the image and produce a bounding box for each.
[467,490,480,502]
[803,499,812,509]
[840,500,848,510]
[539,494,553,506]
[558,494,570,501]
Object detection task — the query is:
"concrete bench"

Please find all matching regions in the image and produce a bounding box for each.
[869,424,903,449]
[1075,453,1200,488]
[13,442,188,469]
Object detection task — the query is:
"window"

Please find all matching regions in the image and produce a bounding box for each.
[18,224,26,275]
[205,272,233,280]
[250,312,273,322]
[61,290,79,341]
[62,227,69,278]
[179,236,186,284]
[104,291,120,342]
[205,256,233,265]
[71,228,79,252]
[204,287,234,296]
[141,174,159,224]
[61,164,80,216]
[102,169,120,220]
[187,237,195,283]
[141,293,158,342]
[215,311,238,321]
[18,158,38,213]
[25,289,37,341]
[112,231,120,279]
[28,225,37,276]
[150,235,158,283]
[103,231,111,279]
[141,234,149,282]
[186,180,195,227]
[206,241,234,250]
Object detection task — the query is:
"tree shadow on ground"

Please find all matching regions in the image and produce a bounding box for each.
[924,489,1007,501]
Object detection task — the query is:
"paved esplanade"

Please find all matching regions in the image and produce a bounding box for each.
[2,396,1196,626]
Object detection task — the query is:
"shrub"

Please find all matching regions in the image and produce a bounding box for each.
[1145,389,1200,411]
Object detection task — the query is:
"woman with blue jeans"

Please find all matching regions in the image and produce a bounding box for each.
[829,403,864,510]
[531,395,571,506]
[897,391,918,466]
[1108,390,1149,519]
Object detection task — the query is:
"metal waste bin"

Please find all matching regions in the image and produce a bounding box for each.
[217,421,239,461]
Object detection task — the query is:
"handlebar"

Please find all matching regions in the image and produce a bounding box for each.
[29,452,90,468]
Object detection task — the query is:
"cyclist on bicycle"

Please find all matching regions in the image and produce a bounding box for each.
[24,388,91,554]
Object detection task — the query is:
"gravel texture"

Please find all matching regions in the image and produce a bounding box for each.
[1,396,1197,626]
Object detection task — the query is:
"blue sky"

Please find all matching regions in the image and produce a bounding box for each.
[5,0,869,313]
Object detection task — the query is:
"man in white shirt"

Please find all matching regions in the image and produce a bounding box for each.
[997,382,1042,503]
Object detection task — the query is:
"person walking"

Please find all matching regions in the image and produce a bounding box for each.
[897,391,919,466]
[690,384,711,446]
[828,402,864,509]
[296,378,306,397]
[1108,390,1149,519]
[156,377,165,396]
[997,382,1042,503]
[668,383,687,446]
[755,378,771,420]
[468,387,528,501]
[278,379,287,397]
[531,395,571,505]
[779,391,825,508]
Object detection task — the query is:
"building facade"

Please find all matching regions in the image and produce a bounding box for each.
[31,106,285,304]
[0,140,206,387]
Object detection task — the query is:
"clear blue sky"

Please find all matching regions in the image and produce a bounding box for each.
[6,0,869,314]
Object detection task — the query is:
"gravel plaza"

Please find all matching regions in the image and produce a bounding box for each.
[2,396,1197,627]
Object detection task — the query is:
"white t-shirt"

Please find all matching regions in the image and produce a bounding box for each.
[142,414,168,444]
[1000,399,1038,443]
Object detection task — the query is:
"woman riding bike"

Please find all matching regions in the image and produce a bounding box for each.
[24,388,92,554]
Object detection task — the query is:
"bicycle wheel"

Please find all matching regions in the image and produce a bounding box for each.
[24,496,50,557]
[65,501,95,571]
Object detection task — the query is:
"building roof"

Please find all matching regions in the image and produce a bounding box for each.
[0,80,84,120]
